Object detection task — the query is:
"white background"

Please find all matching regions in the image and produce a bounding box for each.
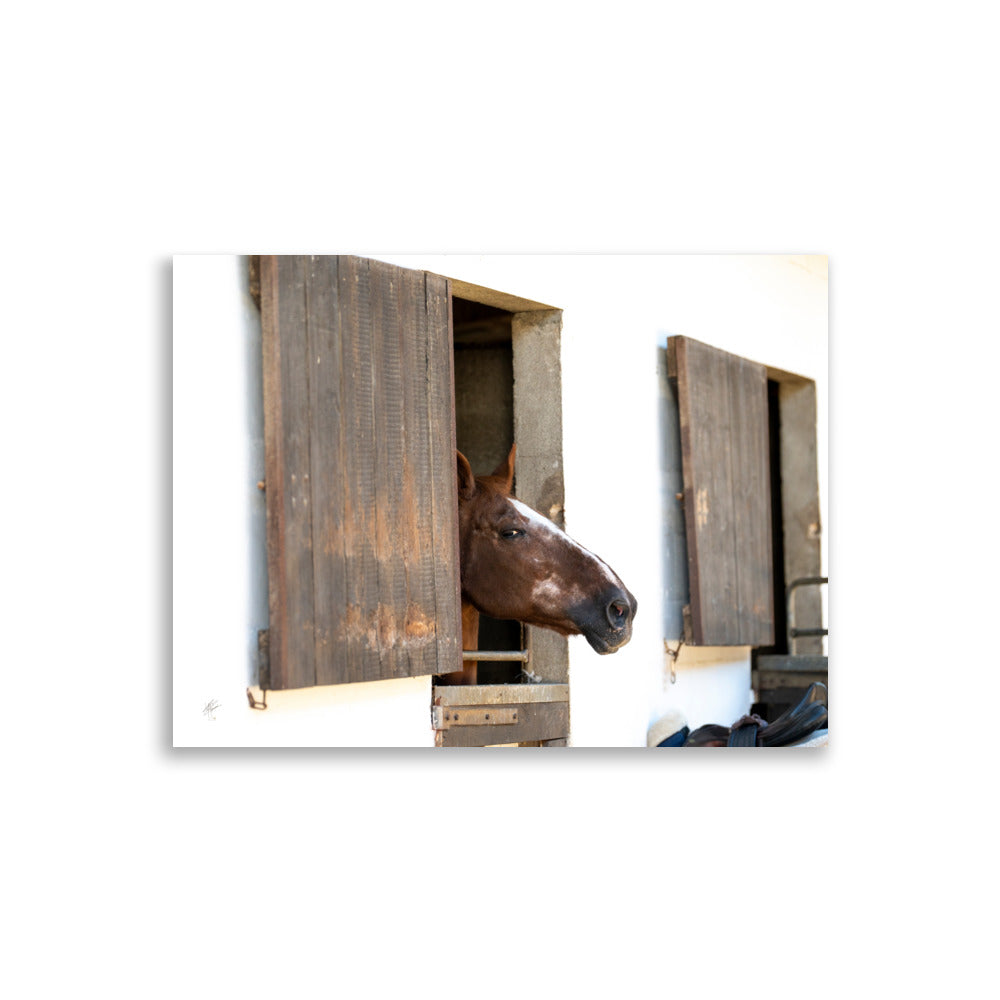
[4,3,996,998]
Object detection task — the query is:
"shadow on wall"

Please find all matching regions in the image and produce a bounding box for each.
[658,342,689,642]
[240,256,269,688]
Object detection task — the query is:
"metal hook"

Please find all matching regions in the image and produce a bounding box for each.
[246,687,268,710]
[663,639,684,685]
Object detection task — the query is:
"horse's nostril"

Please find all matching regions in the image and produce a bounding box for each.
[607,598,629,629]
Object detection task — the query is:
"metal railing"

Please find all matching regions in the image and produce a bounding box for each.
[461,621,532,665]
[787,576,828,653]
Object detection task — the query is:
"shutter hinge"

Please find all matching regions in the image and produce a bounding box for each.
[682,605,694,644]
[257,629,270,691]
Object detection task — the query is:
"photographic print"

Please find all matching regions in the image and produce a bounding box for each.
[173,254,828,748]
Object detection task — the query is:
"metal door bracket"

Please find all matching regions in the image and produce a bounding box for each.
[432,706,519,729]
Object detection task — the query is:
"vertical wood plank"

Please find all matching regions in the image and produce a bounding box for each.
[280,253,317,687]
[260,255,287,684]
[777,378,822,653]
[728,352,774,644]
[424,273,463,676]
[260,255,316,688]
[397,267,438,678]
[512,309,568,683]
[368,260,408,678]
[337,257,379,684]
[305,257,349,687]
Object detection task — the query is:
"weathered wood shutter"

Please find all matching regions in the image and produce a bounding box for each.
[259,255,462,689]
[668,335,775,646]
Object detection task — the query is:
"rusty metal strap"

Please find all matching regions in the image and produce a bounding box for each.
[432,706,519,729]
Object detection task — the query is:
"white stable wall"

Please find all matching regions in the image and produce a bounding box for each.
[173,254,827,747]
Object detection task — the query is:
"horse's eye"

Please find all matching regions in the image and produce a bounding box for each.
[500,528,523,540]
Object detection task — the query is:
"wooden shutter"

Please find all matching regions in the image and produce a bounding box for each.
[259,255,462,689]
[668,335,775,646]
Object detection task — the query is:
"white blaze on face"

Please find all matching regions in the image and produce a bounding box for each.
[509,498,622,610]
[531,575,578,612]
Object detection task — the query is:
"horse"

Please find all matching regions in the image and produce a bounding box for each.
[440,444,637,685]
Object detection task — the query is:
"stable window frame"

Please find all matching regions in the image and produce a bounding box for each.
[434,278,570,746]
[664,335,824,651]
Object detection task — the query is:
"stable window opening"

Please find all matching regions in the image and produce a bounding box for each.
[451,296,524,684]
[662,335,826,720]
[434,283,570,746]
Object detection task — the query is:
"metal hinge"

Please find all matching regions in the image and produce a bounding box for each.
[432,706,519,729]
[682,605,694,644]
[257,629,270,690]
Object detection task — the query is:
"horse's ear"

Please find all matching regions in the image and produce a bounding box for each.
[456,450,477,500]
[490,443,516,496]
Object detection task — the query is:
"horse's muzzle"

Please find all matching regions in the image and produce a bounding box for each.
[581,587,637,654]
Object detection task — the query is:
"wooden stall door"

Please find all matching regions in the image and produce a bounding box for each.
[668,335,775,646]
[260,255,462,689]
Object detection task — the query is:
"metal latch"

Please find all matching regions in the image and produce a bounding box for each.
[432,706,519,729]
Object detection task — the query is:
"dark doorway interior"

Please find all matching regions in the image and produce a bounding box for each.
[452,296,524,683]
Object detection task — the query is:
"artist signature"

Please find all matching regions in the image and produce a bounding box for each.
[202,699,221,721]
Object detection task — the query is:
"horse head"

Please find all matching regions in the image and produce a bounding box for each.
[456,445,637,655]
